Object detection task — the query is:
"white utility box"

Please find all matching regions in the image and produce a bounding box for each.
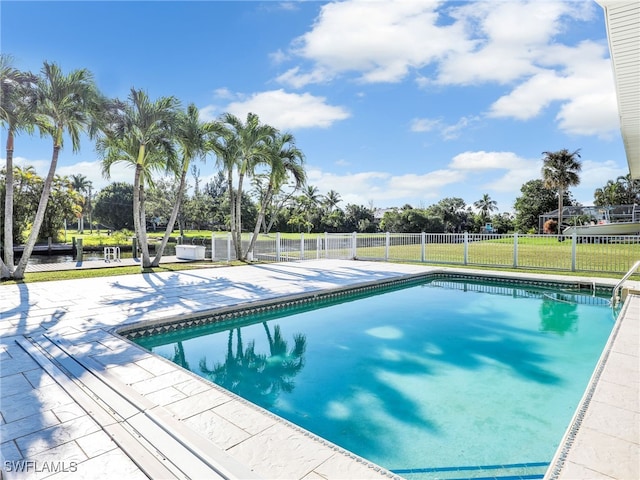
[175,245,206,260]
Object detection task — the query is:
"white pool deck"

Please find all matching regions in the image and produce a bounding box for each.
[0,259,638,479]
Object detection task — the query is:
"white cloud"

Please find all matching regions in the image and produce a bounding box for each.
[487,40,619,136]
[449,151,528,171]
[213,87,235,99]
[411,116,481,140]
[411,118,441,133]
[9,156,132,192]
[276,67,333,89]
[224,89,350,129]
[436,0,595,86]
[305,166,467,206]
[277,0,616,141]
[269,49,289,65]
[199,105,220,122]
[278,0,468,87]
[61,160,133,191]
[571,159,628,205]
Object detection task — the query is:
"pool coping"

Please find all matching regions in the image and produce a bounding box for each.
[1,260,638,479]
[112,267,631,479]
[116,270,614,339]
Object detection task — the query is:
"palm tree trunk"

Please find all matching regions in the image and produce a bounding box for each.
[558,188,565,233]
[245,184,273,259]
[235,171,245,260]
[151,166,187,267]
[2,129,15,278]
[132,156,151,269]
[0,257,10,279]
[227,170,236,258]
[13,141,61,279]
[139,183,151,267]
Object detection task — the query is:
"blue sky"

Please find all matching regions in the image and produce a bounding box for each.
[0,0,629,213]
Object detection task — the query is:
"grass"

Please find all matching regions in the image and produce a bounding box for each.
[1,260,245,285]
[5,231,637,285]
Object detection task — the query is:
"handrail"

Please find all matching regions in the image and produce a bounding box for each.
[612,259,640,306]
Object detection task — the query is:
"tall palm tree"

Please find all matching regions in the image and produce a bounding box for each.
[0,55,37,278]
[323,189,342,212]
[13,62,102,280]
[70,173,92,232]
[216,112,275,260]
[210,127,240,247]
[302,185,321,233]
[99,88,179,268]
[541,148,582,230]
[473,193,498,222]
[245,131,305,259]
[150,104,223,267]
[303,185,321,206]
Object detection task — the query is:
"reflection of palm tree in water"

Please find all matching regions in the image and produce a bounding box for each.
[199,323,306,407]
[171,341,190,370]
[539,294,579,335]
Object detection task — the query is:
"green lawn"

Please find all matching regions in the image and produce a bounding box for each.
[18,230,635,285]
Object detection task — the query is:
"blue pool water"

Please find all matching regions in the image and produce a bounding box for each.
[134,277,615,479]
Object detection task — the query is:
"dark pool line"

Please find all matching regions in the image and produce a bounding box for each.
[391,461,549,474]
[445,475,544,480]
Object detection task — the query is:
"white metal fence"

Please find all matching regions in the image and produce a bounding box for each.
[207,232,640,275]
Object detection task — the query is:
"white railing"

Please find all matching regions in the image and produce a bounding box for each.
[612,259,640,306]
[209,232,640,275]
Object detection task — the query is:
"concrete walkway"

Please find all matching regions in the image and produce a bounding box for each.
[1,260,638,479]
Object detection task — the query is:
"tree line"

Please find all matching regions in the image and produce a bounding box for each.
[2,56,638,279]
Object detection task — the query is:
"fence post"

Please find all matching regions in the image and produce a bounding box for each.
[316,236,321,259]
[352,232,357,259]
[226,233,232,263]
[300,233,305,260]
[276,232,281,262]
[76,238,83,262]
[463,232,469,265]
[571,231,577,271]
[211,232,215,262]
[421,232,426,263]
[324,232,328,258]
[385,232,390,261]
[513,233,519,268]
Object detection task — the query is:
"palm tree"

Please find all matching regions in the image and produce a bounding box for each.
[323,190,342,212]
[473,193,497,222]
[0,55,37,279]
[70,173,92,232]
[289,185,321,233]
[541,148,582,230]
[215,112,275,260]
[150,104,222,267]
[99,88,179,268]
[245,131,305,259]
[594,180,619,207]
[615,174,640,204]
[13,62,102,280]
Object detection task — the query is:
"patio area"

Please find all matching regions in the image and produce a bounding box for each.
[1,260,638,479]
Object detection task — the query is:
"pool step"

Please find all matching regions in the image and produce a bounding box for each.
[16,333,259,480]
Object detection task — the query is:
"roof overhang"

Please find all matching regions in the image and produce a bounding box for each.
[596,0,640,179]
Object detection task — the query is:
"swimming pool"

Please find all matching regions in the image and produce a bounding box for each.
[132,275,615,479]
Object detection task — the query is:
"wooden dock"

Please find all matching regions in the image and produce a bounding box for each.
[24,256,195,273]
[13,243,76,255]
